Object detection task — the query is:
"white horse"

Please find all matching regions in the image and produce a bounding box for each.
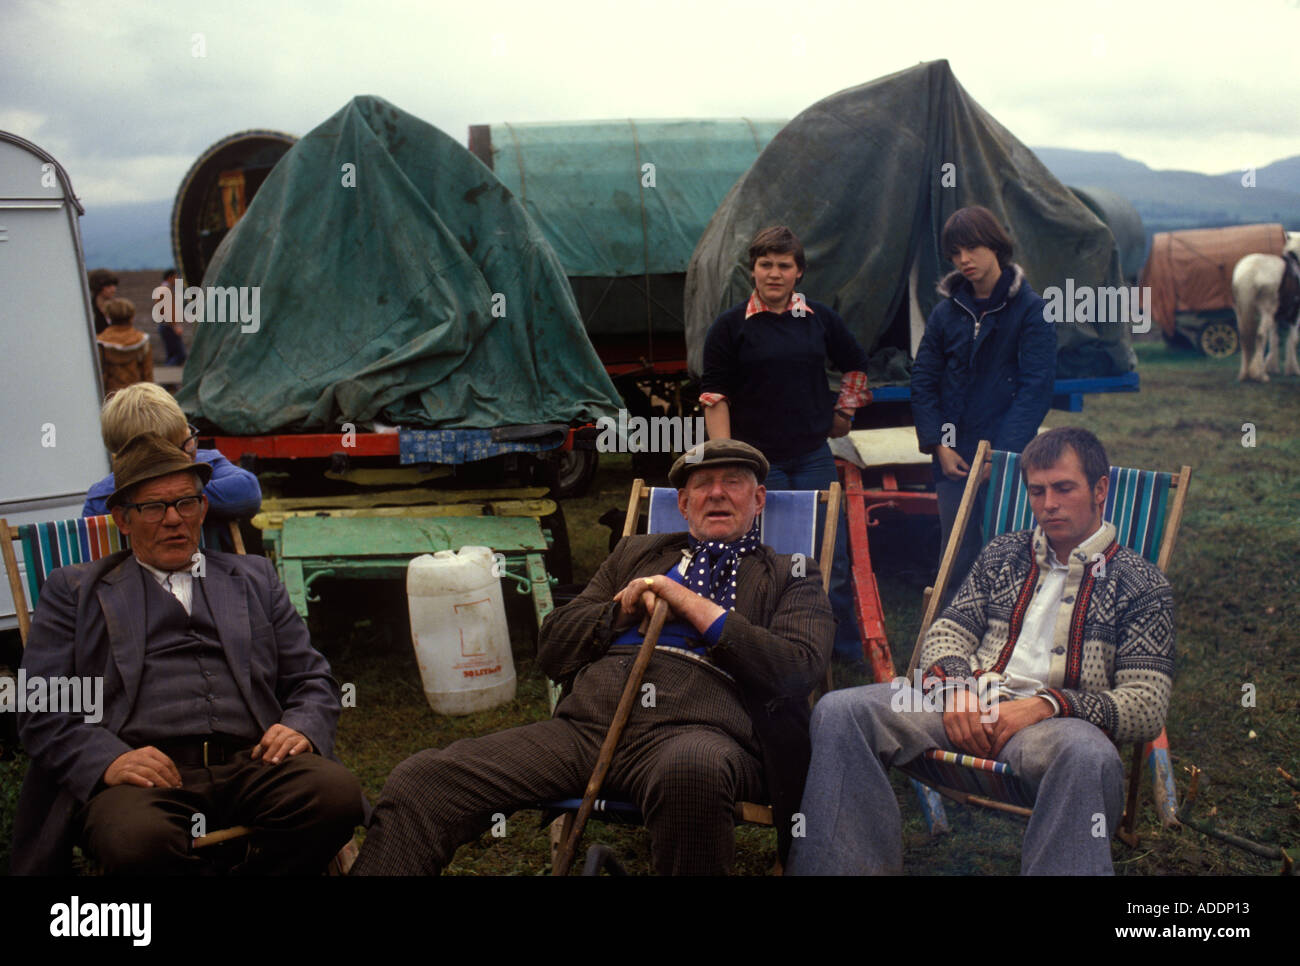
[1233,233,1300,381]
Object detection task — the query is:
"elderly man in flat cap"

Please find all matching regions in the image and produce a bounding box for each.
[13,433,364,874]
[354,439,834,875]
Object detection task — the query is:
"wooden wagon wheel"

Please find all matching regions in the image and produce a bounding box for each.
[1198,321,1239,357]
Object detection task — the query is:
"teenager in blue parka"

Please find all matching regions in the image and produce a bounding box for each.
[911,206,1056,598]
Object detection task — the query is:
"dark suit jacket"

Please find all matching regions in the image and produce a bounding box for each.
[12,550,342,875]
[539,532,833,860]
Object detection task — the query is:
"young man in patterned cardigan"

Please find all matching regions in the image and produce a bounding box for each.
[788,426,1175,875]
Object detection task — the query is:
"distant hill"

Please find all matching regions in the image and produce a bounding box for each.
[75,148,1300,272]
[1032,147,1300,234]
[1218,155,1300,196]
[79,198,172,270]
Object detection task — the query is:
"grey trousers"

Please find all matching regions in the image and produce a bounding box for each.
[786,684,1125,875]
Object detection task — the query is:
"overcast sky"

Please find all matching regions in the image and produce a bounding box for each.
[4,0,1298,207]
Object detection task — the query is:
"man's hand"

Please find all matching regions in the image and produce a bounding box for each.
[829,411,853,439]
[251,724,312,765]
[613,575,725,637]
[942,687,994,757]
[985,696,1054,758]
[936,445,969,481]
[103,747,182,789]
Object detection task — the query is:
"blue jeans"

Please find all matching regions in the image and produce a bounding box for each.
[766,443,861,663]
[787,684,1124,875]
[157,323,187,366]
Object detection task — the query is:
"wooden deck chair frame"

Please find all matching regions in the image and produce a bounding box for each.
[547,478,842,869]
[904,439,1190,847]
[2,515,258,860]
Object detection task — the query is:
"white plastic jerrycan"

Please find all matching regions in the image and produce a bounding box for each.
[406,546,517,715]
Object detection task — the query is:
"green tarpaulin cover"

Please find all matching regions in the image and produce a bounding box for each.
[485,119,786,278]
[178,96,621,435]
[685,61,1134,381]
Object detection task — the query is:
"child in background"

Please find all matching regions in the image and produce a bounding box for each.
[96,297,153,395]
[83,382,262,522]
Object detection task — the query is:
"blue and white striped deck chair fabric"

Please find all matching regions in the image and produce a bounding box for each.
[907,445,1186,830]
[647,487,820,557]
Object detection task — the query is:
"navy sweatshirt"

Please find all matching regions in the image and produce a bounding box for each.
[700,298,870,463]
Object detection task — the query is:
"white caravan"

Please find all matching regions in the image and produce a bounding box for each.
[0,132,111,630]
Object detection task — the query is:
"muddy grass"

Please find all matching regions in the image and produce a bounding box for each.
[2,344,1296,875]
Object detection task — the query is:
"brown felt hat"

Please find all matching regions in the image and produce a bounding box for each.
[668,439,769,488]
[106,432,212,510]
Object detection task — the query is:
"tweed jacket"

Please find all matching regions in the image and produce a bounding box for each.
[920,522,1174,744]
[13,550,342,875]
[539,532,833,858]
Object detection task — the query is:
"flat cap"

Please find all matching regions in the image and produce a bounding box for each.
[668,439,769,488]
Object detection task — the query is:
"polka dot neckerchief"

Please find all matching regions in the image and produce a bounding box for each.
[683,520,761,610]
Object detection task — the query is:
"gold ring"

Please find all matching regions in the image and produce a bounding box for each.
[644,577,654,586]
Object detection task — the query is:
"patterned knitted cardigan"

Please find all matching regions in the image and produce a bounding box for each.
[920,522,1175,744]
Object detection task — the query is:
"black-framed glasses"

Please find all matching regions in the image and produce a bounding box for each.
[121,495,205,523]
[182,424,201,455]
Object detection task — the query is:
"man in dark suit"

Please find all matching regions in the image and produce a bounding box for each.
[13,433,363,874]
[353,439,834,875]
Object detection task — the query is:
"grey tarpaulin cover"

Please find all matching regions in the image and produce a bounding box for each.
[177,96,621,434]
[685,61,1134,381]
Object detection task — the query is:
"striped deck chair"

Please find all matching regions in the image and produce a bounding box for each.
[544,478,841,870]
[1,515,131,645]
[902,439,1191,845]
[1,516,239,646]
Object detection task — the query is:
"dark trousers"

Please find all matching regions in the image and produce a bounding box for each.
[79,749,364,875]
[935,476,987,609]
[157,323,187,366]
[352,652,764,876]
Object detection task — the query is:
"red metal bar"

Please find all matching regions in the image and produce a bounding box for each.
[205,433,401,462]
[838,460,896,683]
[601,359,690,377]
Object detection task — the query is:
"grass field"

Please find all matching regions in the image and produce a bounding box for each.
[1,344,1296,875]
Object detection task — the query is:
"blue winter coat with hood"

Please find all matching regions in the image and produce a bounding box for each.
[910,263,1056,475]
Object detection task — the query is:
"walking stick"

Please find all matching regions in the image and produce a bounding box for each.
[552,597,670,876]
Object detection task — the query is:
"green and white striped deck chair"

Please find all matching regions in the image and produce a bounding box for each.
[2,515,131,645]
[903,439,1191,844]
[2,516,238,646]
